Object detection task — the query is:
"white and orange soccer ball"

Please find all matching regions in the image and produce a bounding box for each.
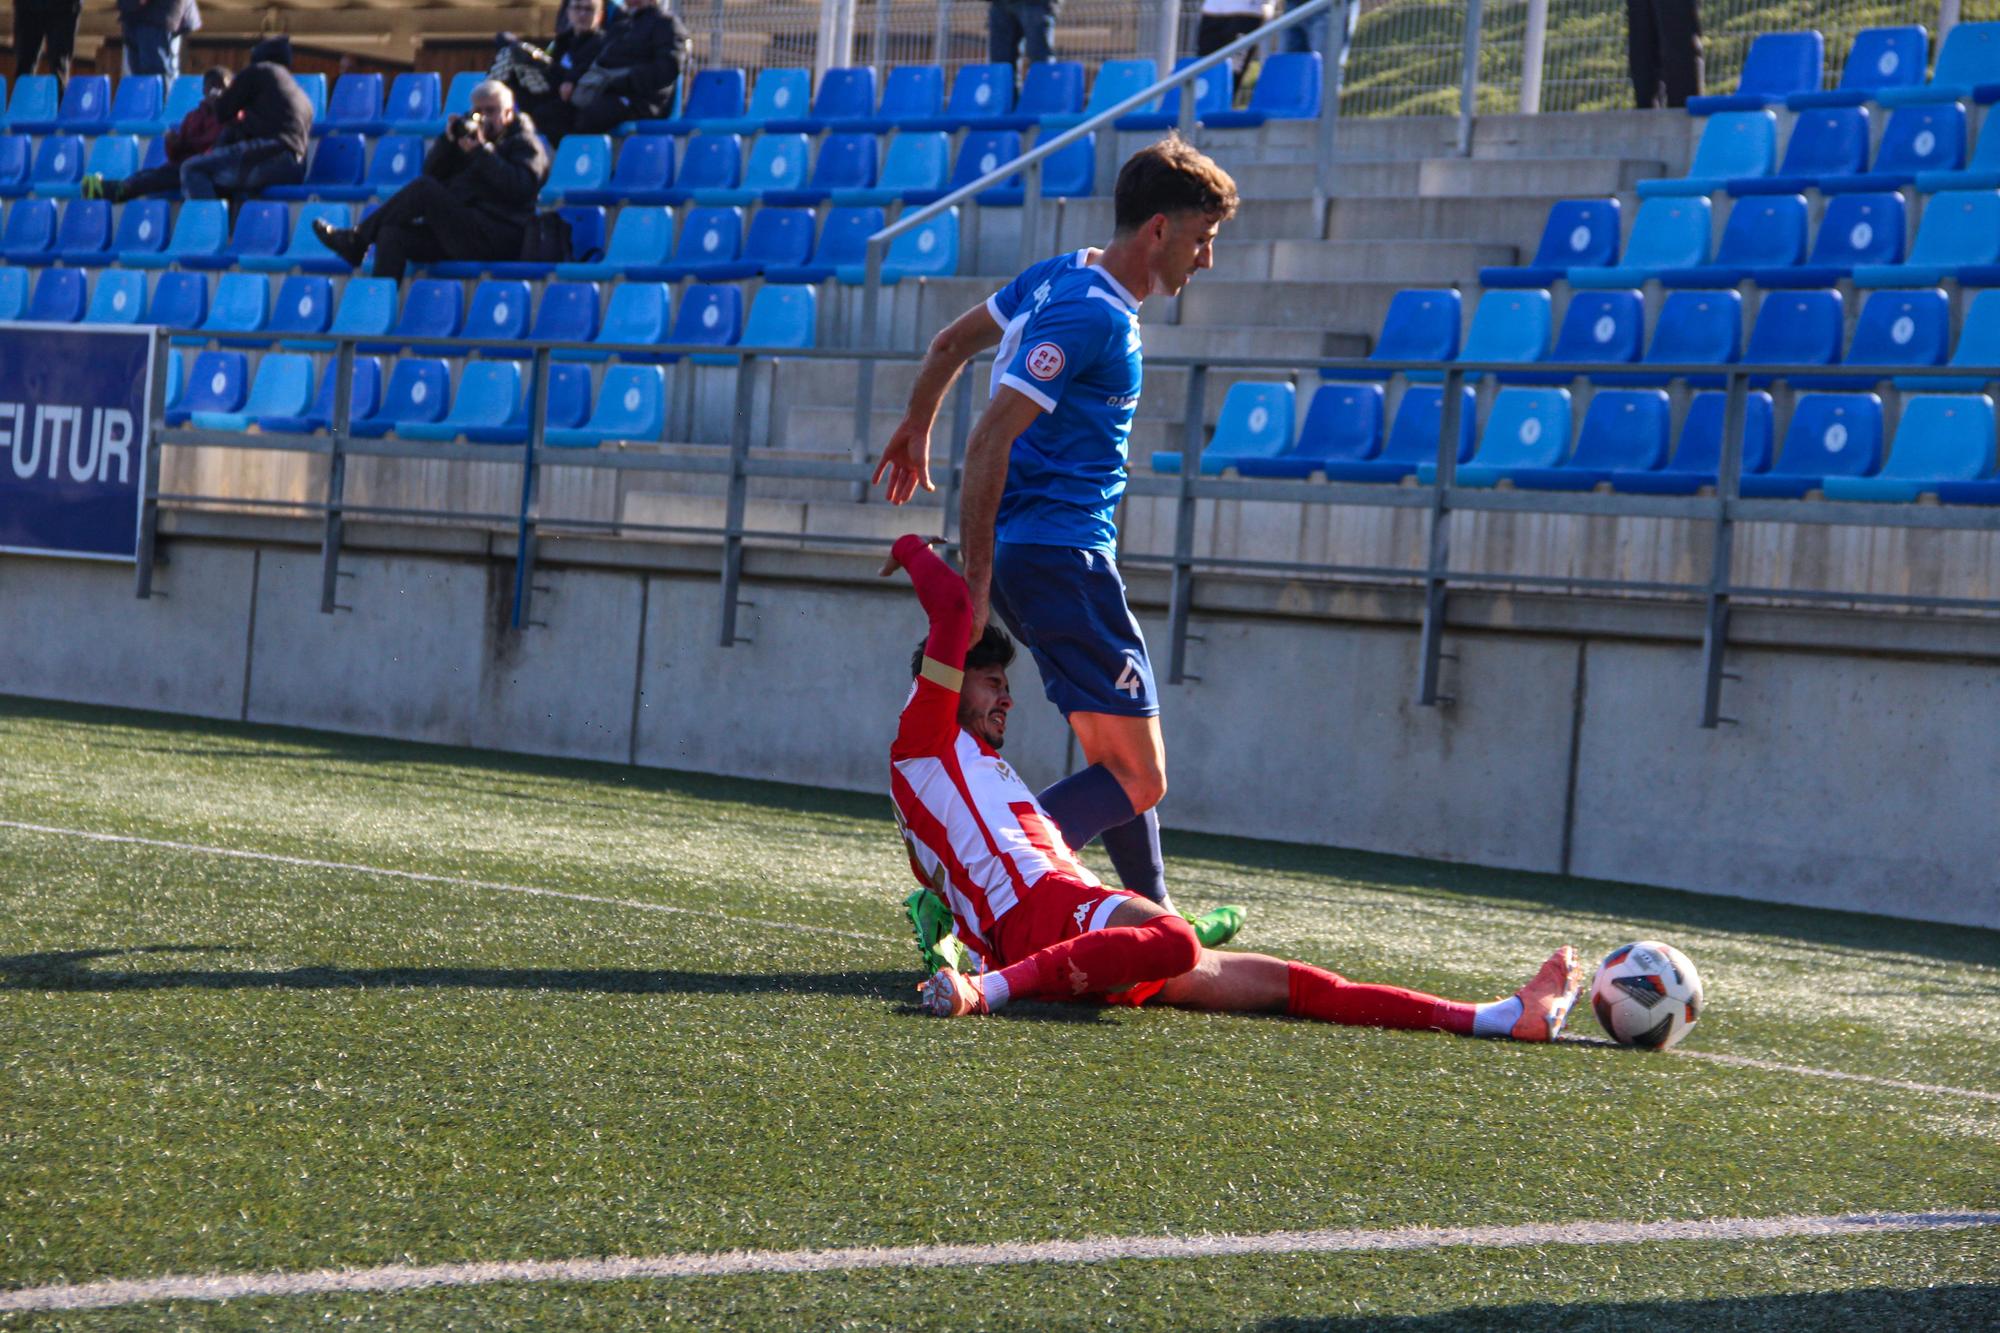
[1590,940,1704,1051]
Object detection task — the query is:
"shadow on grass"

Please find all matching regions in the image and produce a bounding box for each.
[1253,1284,2000,1332]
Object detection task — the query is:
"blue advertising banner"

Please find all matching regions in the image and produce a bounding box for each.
[0,322,156,562]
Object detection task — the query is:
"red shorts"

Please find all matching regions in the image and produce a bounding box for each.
[993,874,1168,1008]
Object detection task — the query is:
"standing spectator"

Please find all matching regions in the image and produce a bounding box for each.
[1628,0,1702,108]
[118,0,199,82]
[988,0,1059,70]
[83,66,229,201]
[496,0,610,135]
[533,0,688,139]
[1280,0,1325,55]
[179,35,312,212]
[1198,0,1270,73]
[13,0,83,99]
[312,81,551,280]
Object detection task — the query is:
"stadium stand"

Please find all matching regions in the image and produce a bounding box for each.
[1687,31,1823,114]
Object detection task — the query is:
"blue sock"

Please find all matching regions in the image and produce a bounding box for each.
[1035,763,1136,853]
[1100,808,1168,906]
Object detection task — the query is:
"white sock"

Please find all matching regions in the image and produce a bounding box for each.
[981,973,1011,1012]
[1472,997,1522,1038]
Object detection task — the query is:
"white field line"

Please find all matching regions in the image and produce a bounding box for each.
[3,1211,1996,1313]
[5,819,1997,1104]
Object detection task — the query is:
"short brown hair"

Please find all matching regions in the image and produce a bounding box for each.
[1112,134,1239,233]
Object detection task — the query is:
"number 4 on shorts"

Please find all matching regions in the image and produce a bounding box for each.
[1115,651,1144,699]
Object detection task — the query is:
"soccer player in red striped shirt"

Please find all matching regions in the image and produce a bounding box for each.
[886,533,1584,1034]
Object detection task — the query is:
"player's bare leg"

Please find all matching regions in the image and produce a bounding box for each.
[1068,711,1167,812]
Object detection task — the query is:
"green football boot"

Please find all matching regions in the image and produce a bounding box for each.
[1184,904,1247,949]
[904,889,973,975]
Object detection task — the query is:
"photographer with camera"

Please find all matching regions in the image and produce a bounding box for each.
[532,0,688,140]
[495,0,609,138]
[312,80,550,281]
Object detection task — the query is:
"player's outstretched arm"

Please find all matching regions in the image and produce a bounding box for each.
[873,304,1004,506]
[957,388,1044,640]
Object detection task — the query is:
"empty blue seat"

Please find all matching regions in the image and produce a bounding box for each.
[181,199,287,271]
[730,206,813,277]
[555,205,674,279]
[268,134,366,201]
[1604,288,1742,388]
[1661,194,1807,286]
[166,350,246,425]
[1611,390,1775,493]
[567,135,675,206]
[24,265,84,320]
[1207,51,1320,127]
[31,133,84,194]
[646,68,746,133]
[399,361,526,443]
[632,205,741,280]
[767,66,870,133]
[372,278,463,350]
[837,207,957,284]
[674,283,744,362]
[5,75,59,133]
[159,74,205,128]
[0,264,24,318]
[768,132,876,206]
[0,135,28,196]
[1480,198,1621,288]
[695,132,807,204]
[143,269,206,329]
[1455,289,1553,382]
[462,278,533,354]
[360,134,426,199]
[1322,386,1475,482]
[1638,110,1777,195]
[1916,110,2000,191]
[1419,387,1571,486]
[904,63,1014,131]
[1855,188,2000,285]
[1117,56,1232,131]
[386,72,442,135]
[84,266,147,322]
[547,365,668,448]
[1153,381,1294,475]
[979,133,1095,204]
[199,270,270,342]
[863,65,944,131]
[52,196,115,268]
[432,72,484,135]
[1846,288,1953,390]
[1789,26,1929,108]
[1569,196,1710,287]
[0,198,56,264]
[840,131,948,205]
[266,274,334,341]
[193,352,313,431]
[301,71,336,125]
[321,73,383,135]
[535,361,598,439]
[1516,289,1646,384]
[989,61,1083,131]
[1045,59,1153,131]
[1757,191,1904,286]
[1687,32,1822,114]
[242,202,351,273]
[1730,107,1868,194]
[542,134,614,202]
[138,135,168,173]
[568,281,669,361]
[1743,289,1843,386]
[764,205,882,283]
[354,358,450,437]
[1828,103,1966,194]
[661,132,742,203]
[109,74,166,134]
[1879,21,2000,105]
[40,134,138,199]
[259,356,383,434]
[1507,389,1671,489]
[742,282,816,351]
[904,129,1021,205]
[1349,289,1459,380]
[1742,393,1883,496]
[318,276,398,350]
[1235,382,1384,478]
[531,281,600,346]
[1823,394,1996,500]
[1933,287,2000,389]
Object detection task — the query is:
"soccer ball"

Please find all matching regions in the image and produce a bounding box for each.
[1589,940,1704,1051]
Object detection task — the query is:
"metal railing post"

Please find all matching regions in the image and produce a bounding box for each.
[133,325,169,599]
[871,0,892,72]
[318,338,355,613]
[1940,0,1962,41]
[719,352,759,646]
[939,365,975,554]
[1456,0,1484,157]
[1416,367,1465,705]
[1155,0,1182,73]
[510,346,550,630]
[1314,0,1352,213]
[1166,364,1207,685]
[852,236,887,493]
[815,0,841,83]
[1697,368,1749,728]
[1519,0,1548,115]
[934,0,953,66]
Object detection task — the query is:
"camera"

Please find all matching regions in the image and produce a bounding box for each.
[448,110,487,142]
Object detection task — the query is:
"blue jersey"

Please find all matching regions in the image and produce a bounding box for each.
[991,263,1144,552]
[985,248,1092,400]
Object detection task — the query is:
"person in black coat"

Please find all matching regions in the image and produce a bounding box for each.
[314,80,552,280]
[504,0,611,134]
[535,0,689,139]
[1628,0,1703,108]
[13,0,83,98]
[179,35,313,211]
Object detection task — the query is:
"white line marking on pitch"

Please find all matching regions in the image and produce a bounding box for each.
[3,1211,1994,1313]
[6,820,1996,1105]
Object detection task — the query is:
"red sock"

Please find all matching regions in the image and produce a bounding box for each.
[996,915,1200,1003]
[1285,962,1475,1034]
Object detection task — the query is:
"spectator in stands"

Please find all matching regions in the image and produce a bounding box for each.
[180,35,312,212]
[533,0,689,140]
[987,0,1059,71]
[119,0,201,82]
[83,66,230,202]
[1197,0,1270,77]
[1279,0,1325,55]
[312,80,551,280]
[1628,0,1702,108]
[13,0,83,99]
[495,0,610,135]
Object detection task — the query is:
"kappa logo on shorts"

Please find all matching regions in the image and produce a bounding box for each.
[1026,342,1066,381]
[1073,899,1094,930]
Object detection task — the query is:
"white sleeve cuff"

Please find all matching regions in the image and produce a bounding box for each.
[984,293,1008,329]
[998,372,1057,412]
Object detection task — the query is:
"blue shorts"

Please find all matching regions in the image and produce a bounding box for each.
[989,542,1158,718]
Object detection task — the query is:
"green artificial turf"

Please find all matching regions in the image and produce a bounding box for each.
[1,697,1994,1328]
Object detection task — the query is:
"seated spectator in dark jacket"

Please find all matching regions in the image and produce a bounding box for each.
[180,34,312,210]
[83,65,227,201]
[499,0,609,132]
[535,0,688,139]
[313,80,551,281]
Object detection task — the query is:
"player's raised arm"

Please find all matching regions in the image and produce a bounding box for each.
[872,304,1006,506]
[882,534,974,756]
[957,387,1046,642]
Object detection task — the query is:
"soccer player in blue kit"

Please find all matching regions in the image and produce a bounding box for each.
[873,136,1241,952]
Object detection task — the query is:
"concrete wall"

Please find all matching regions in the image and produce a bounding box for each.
[3,520,1995,930]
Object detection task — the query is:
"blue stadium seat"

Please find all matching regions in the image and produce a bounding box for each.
[1729,107,1868,195]
[198,270,270,343]
[400,361,527,443]
[193,352,312,431]
[462,278,533,355]
[694,132,806,204]
[1152,381,1294,475]
[370,277,463,351]
[362,134,426,199]
[836,207,957,284]
[5,76,58,133]
[165,350,246,425]
[354,357,450,437]
[1878,21,2000,105]
[1418,387,1571,486]
[838,131,948,205]
[567,135,675,206]
[1822,394,1996,500]
[1045,58,1154,131]
[631,205,741,281]
[1506,389,1671,490]
[317,276,397,350]
[1844,287,1951,390]
[137,134,168,174]
[1235,382,1385,478]
[1479,198,1621,288]
[242,203,351,273]
[1933,287,2000,389]
[675,283,744,363]
[159,74,205,130]
[1854,189,2000,285]
[991,61,1083,131]
[567,281,669,361]
[978,133,1095,205]
[1454,288,1552,382]
[1514,289,1646,385]
[555,205,673,279]
[531,281,600,346]
[1349,289,1460,380]
[903,129,1021,205]
[1743,289,1843,386]
[22,265,82,320]
[259,355,383,434]
[320,73,383,136]
[1687,32,1822,114]
[1742,392,1883,496]
[1569,196,1710,287]
[1207,51,1320,126]
[724,206,813,277]
[1603,288,1741,388]
[903,63,1014,131]
[109,74,166,134]
[1916,111,2000,190]
[1821,103,1965,194]
[661,132,742,203]
[856,64,943,132]
[536,362,598,439]
[436,72,484,132]
[386,73,442,136]
[542,134,614,203]
[295,73,329,126]
[55,198,113,265]
[644,68,747,133]
[546,364,668,447]
[1610,390,1775,493]
[84,266,147,322]
[30,134,84,194]
[767,132,876,206]
[764,205,882,283]
[0,198,56,264]
[1789,26,1929,108]
[266,274,334,341]
[40,134,138,199]
[1660,194,1807,285]
[183,199,287,270]
[0,263,24,318]
[1322,385,1475,482]
[1755,191,1903,286]
[1638,110,1777,195]
[1118,56,1231,131]
[268,134,366,201]
[0,135,28,196]
[767,66,871,133]
[742,282,816,350]
[51,77,108,133]
[143,269,206,331]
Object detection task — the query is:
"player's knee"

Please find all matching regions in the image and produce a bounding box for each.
[1118,765,1166,812]
[1149,913,1201,976]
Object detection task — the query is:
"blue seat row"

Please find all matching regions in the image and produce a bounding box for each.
[1643,102,1987,198]
[2,71,340,137]
[1687,24,2000,116]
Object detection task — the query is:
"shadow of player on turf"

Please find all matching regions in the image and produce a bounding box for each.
[1252,1284,2000,1331]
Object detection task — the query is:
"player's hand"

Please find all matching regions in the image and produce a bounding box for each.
[878,534,941,577]
[870,419,934,506]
